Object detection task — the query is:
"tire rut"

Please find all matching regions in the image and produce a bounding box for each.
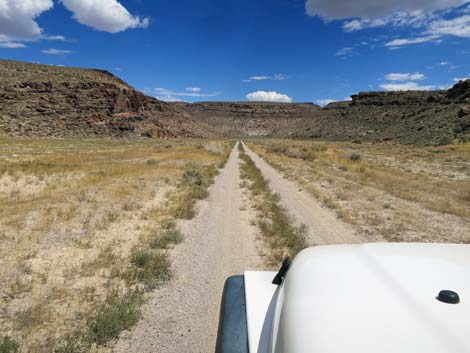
[243,142,361,246]
[113,143,263,353]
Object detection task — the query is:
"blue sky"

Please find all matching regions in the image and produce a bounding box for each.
[1,0,470,104]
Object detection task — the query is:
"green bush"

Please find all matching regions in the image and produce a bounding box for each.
[53,332,87,353]
[86,292,142,346]
[182,163,204,186]
[349,152,362,161]
[145,159,159,166]
[0,337,20,353]
[151,228,184,249]
[130,250,171,288]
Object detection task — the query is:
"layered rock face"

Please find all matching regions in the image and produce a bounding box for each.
[1,59,469,145]
[280,83,470,145]
[0,60,210,138]
[173,101,322,137]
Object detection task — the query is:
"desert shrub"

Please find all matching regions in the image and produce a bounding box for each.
[267,144,288,155]
[284,148,300,159]
[436,134,454,146]
[86,292,142,346]
[130,250,171,288]
[0,337,20,353]
[239,148,307,263]
[131,250,152,268]
[183,163,204,186]
[146,159,159,166]
[173,163,219,219]
[300,150,318,161]
[53,332,88,353]
[151,228,184,249]
[349,152,362,161]
[172,192,197,219]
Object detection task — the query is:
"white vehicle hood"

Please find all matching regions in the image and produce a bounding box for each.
[246,243,470,353]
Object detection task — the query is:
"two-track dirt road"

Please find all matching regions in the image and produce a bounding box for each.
[114,142,361,353]
[242,142,359,246]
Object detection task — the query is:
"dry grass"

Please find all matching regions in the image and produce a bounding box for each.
[0,137,233,353]
[248,139,470,244]
[239,144,307,264]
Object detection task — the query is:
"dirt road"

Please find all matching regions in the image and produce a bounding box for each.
[114,142,361,352]
[243,142,360,246]
[114,143,263,353]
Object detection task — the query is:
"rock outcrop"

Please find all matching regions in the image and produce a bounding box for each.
[0,59,211,138]
[1,59,470,145]
[173,101,321,137]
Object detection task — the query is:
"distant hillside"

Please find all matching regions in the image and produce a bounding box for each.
[280,83,470,145]
[0,59,212,138]
[0,59,469,145]
[172,101,321,137]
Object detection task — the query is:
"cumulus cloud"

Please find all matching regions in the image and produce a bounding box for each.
[42,48,74,54]
[60,0,149,33]
[243,74,286,83]
[0,0,53,44]
[380,82,436,91]
[385,72,425,81]
[246,91,292,103]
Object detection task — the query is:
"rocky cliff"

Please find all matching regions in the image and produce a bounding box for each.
[0,59,211,138]
[1,59,469,145]
[279,83,470,145]
[172,101,321,137]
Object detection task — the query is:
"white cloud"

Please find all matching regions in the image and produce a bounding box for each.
[154,87,219,101]
[248,76,271,81]
[385,72,425,81]
[60,0,149,33]
[43,34,67,41]
[243,74,286,82]
[306,1,470,46]
[334,47,354,56]
[315,97,352,106]
[305,0,467,21]
[42,48,73,55]
[426,14,470,37]
[385,35,439,47]
[315,99,336,106]
[246,91,292,103]
[0,41,27,48]
[379,82,436,91]
[0,0,53,43]
[453,76,470,82]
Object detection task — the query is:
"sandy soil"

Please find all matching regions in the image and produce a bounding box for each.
[113,143,264,353]
[243,142,361,245]
[114,142,364,352]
